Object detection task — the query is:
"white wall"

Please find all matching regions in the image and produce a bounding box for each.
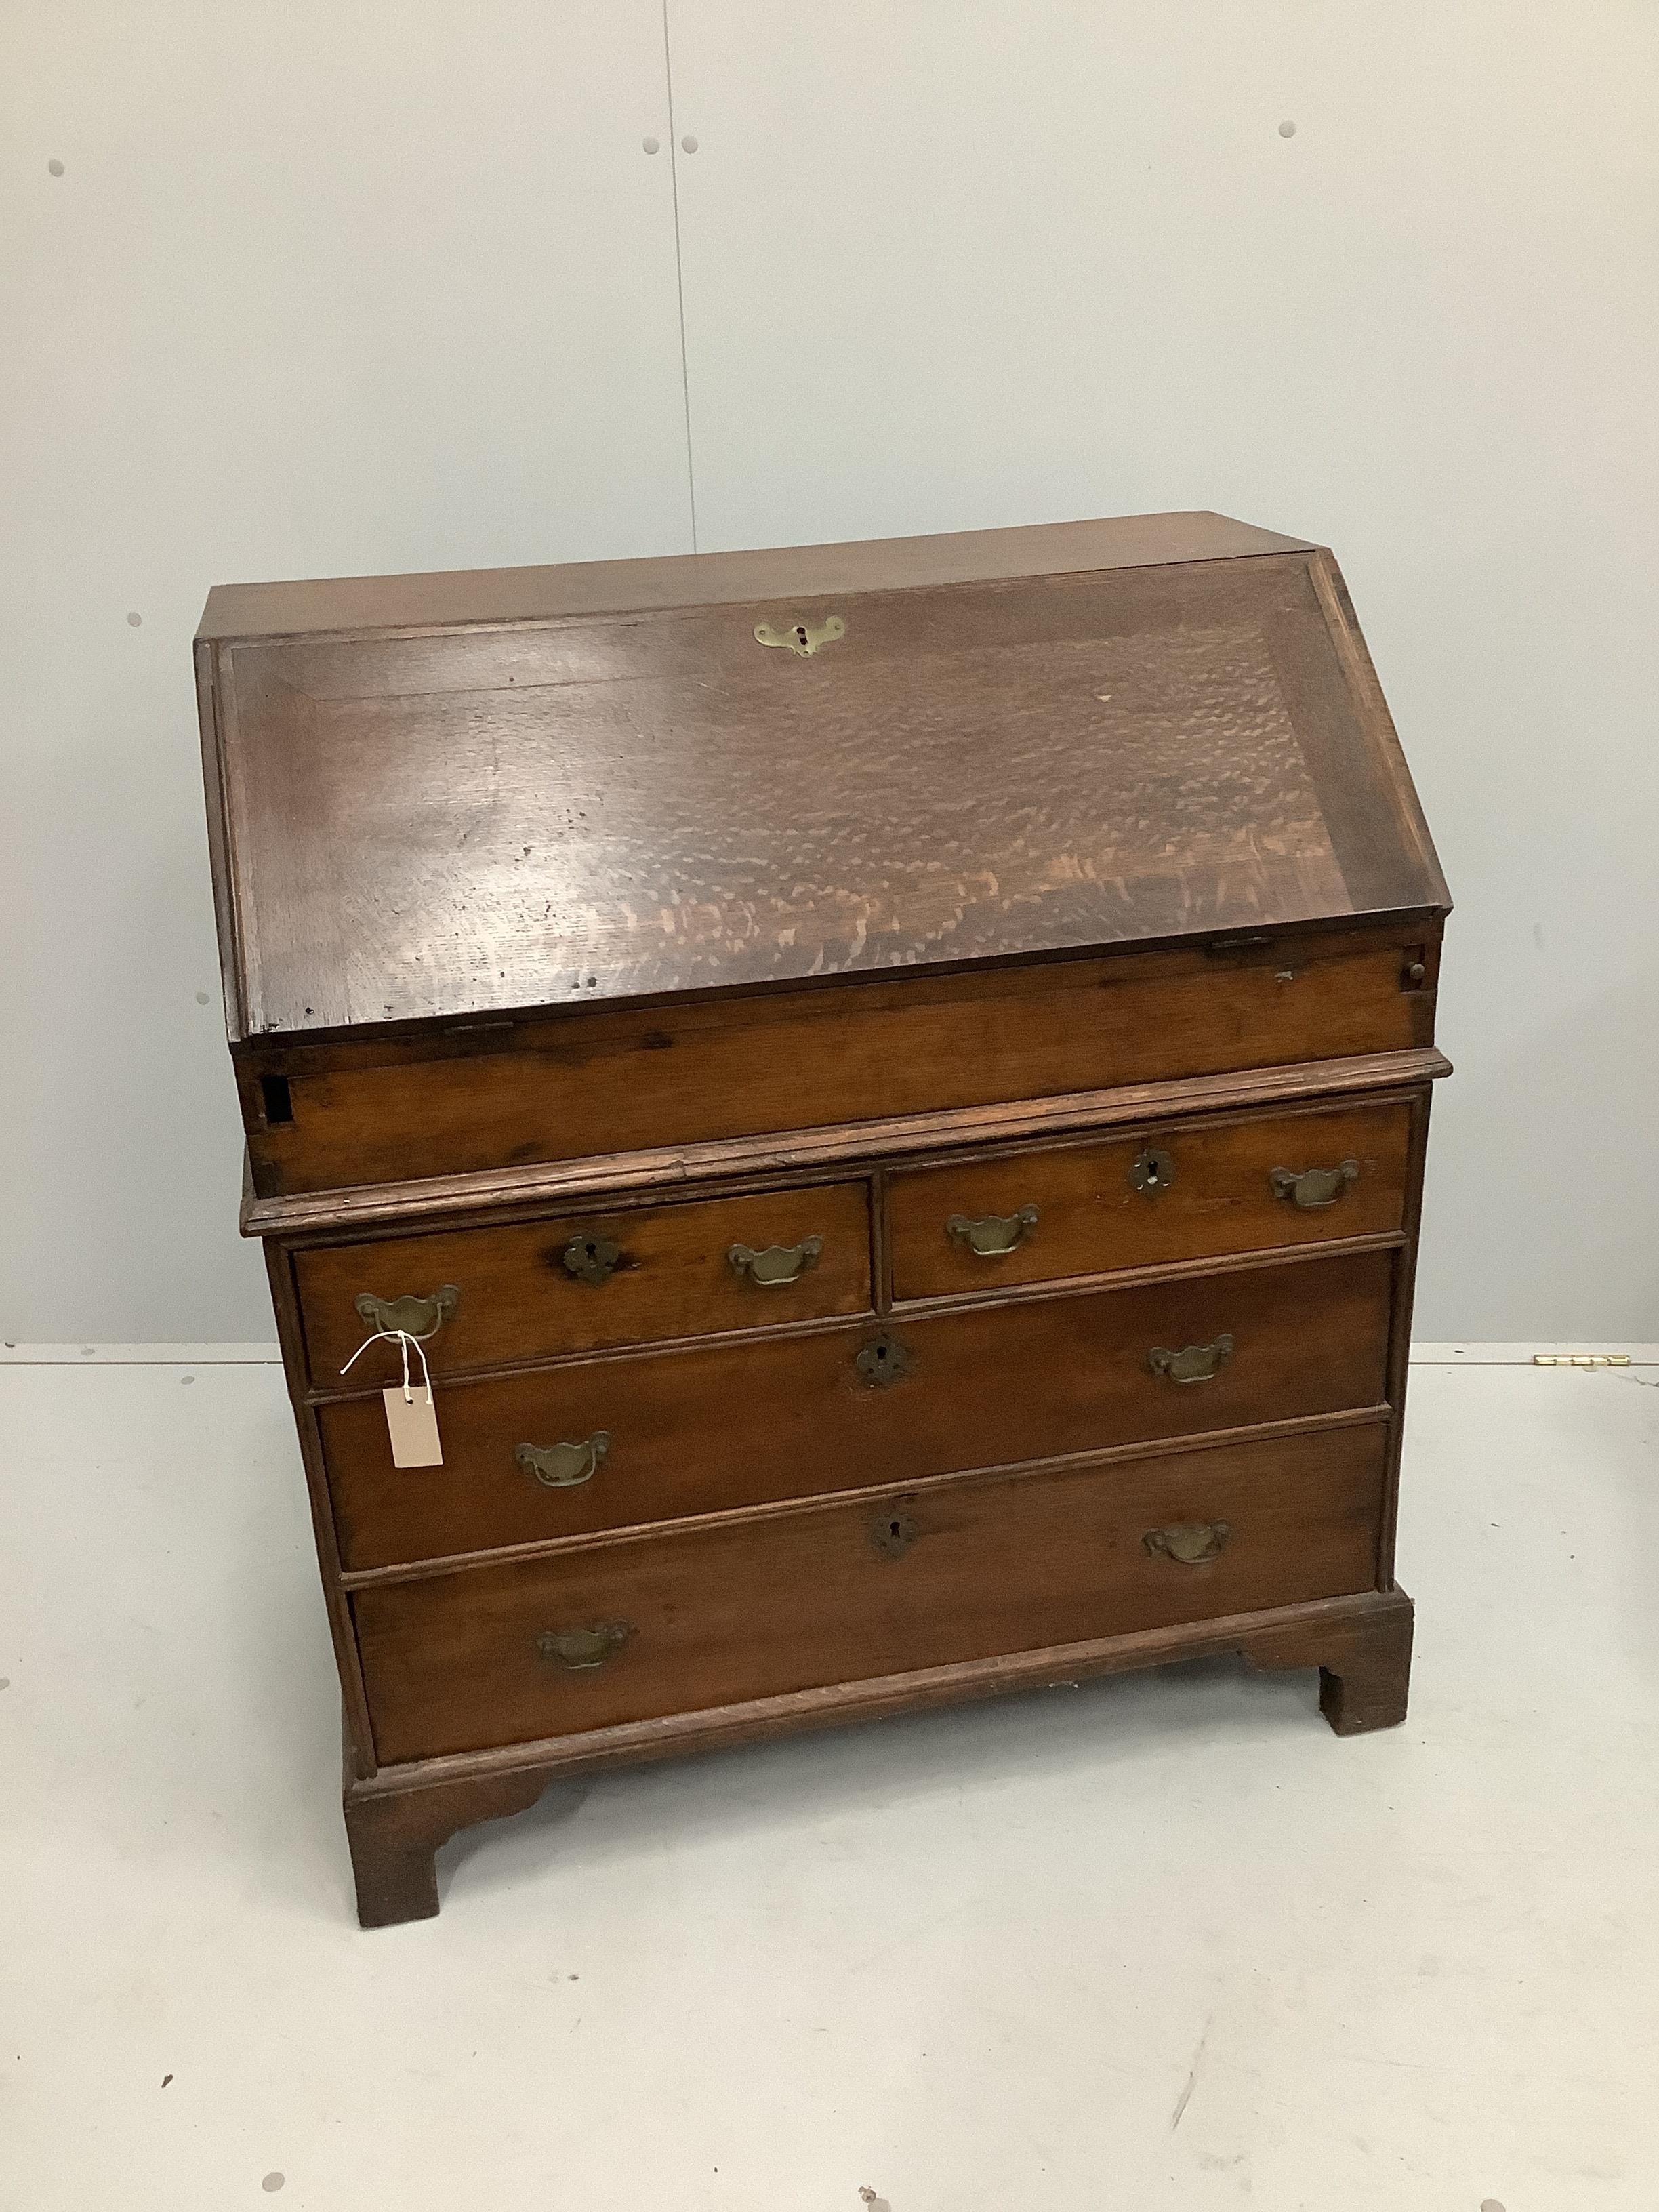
[5,3,1656,1342]
[1,2,692,1341]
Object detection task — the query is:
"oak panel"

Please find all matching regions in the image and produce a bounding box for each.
[320,1246,1393,1570]
[296,1180,872,1389]
[354,1422,1388,1763]
[889,1099,1411,1300]
[247,930,1426,1195]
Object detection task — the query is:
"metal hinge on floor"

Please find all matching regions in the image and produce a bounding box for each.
[1532,1353,1631,1368]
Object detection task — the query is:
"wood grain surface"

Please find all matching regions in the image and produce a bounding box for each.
[198,527,1446,1042]
[352,1421,1388,1762]
[319,1244,1393,1571]
[244,1047,1449,1240]
[245,929,1428,1195]
[888,1098,1411,1299]
[295,1179,872,1389]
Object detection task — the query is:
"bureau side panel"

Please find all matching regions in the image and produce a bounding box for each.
[262,1242,380,1776]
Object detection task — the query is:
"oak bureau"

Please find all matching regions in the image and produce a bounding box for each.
[196,511,1451,1925]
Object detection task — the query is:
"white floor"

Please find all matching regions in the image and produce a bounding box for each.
[3,1355,1656,2211]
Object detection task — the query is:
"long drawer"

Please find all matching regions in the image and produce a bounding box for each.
[321,1246,1394,1570]
[888,1098,1411,1301]
[296,1181,872,1389]
[354,1422,1389,1763]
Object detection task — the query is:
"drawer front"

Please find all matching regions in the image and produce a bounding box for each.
[321,1246,1393,1570]
[889,1099,1412,1301]
[354,1422,1388,1762]
[296,1181,872,1389]
[246,926,1430,1195]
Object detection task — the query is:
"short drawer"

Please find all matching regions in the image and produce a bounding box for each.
[321,1245,1393,1570]
[354,1421,1387,1763]
[296,1181,872,1389]
[888,1099,1412,1301]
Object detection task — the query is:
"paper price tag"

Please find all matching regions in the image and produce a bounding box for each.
[383,1385,443,1468]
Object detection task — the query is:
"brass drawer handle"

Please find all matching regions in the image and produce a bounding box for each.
[1147,1334,1233,1385]
[516,1432,611,1488]
[855,1330,914,1387]
[353,1284,459,1340]
[1269,1160,1360,1209]
[1129,1147,1175,1194]
[946,1205,1038,1257]
[727,1235,824,1286]
[754,615,845,657]
[562,1233,621,1284]
[1143,1520,1231,1566]
[536,1621,633,1671]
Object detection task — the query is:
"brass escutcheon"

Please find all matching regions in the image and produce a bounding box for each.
[562,1233,622,1284]
[754,615,846,658]
[1269,1160,1359,1209]
[353,1284,459,1339]
[872,1511,920,1560]
[855,1331,914,1388]
[1147,1334,1233,1385]
[1143,1520,1232,1566]
[516,1432,611,1489]
[1129,1147,1176,1195]
[947,1205,1038,1258]
[727,1235,825,1286]
[536,1621,633,1671]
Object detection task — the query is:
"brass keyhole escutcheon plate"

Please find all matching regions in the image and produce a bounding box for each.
[872,1511,919,1559]
[562,1233,622,1285]
[1129,1147,1175,1195]
[855,1331,915,1388]
[754,615,846,658]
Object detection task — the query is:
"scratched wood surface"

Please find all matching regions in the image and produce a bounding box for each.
[197,520,1447,1042]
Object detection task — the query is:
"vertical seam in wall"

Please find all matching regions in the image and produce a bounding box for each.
[661,0,699,552]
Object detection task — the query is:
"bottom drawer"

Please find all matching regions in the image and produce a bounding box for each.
[355,1423,1387,1763]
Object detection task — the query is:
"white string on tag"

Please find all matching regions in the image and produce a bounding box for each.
[340,1326,434,1406]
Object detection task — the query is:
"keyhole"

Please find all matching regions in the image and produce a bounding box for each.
[888,1518,902,1537]
[876,1344,888,1361]
[794,626,808,647]
[583,1242,598,1261]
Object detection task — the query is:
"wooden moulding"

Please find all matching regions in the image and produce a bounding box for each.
[245,1046,1452,1242]
[341,1587,1414,1927]
[237,922,1440,1200]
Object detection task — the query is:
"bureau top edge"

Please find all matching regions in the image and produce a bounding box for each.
[196,512,1311,642]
